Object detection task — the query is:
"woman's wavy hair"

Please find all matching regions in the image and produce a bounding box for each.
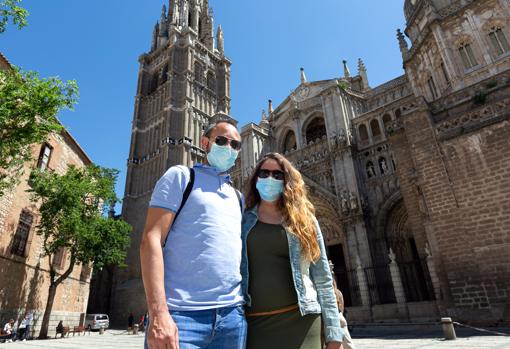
[245,152,320,262]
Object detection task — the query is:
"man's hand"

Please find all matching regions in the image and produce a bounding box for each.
[147,311,179,349]
[325,342,343,349]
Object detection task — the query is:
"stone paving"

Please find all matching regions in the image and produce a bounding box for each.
[349,324,510,349]
[1,326,509,348]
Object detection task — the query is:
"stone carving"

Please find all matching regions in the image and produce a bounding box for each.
[341,191,349,214]
[349,192,358,211]
[380,158,389,175]
[367,161,376,178]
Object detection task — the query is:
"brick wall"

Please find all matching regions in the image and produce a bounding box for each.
[395,95,510,323]
[0,132,93,334]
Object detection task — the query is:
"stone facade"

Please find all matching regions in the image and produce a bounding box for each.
[233,0,510,324]
[111,0,510,326]
[0,55,93,336]
[108,0,235,325]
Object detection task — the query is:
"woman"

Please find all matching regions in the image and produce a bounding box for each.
[241,153,344,349]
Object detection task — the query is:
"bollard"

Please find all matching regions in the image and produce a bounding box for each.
[441,317,457,340]
[99,327,104,335]
[133,324,139,335]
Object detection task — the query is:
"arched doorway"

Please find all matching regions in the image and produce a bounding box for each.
[383,199,434,302]
[304,116,327,144]
[282,130,297,153]
[306,187,361,306]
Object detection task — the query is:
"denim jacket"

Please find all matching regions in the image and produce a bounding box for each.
[241,206,344,343]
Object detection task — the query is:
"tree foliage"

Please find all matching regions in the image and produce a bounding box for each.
[28,165,131,338]
[0,67,78,195]
[0,0,28,33]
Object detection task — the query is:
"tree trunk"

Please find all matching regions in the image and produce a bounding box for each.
[38,283,57,339]
[38,259,74,339]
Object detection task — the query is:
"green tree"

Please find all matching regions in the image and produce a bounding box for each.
[28,165,132,339]
[0,0,28,33]
[0,67,78,195]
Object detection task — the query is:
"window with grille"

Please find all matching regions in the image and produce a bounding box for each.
[37,143,53,171]
[489,27,510,56]
[52,248,66,269]
[10,210,34,257]
[458,43,478,69]
[80,264,91,282]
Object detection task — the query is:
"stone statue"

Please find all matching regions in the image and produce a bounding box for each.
[349,192,358,211]
[367,162,375,178]
[341,191,349,213]
[380,158,388,174]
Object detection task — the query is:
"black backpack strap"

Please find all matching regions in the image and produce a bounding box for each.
[163,167,195,247]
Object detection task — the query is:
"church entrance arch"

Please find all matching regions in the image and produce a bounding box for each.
[378,197,434,302]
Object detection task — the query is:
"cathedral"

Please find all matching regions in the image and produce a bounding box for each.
[95,0,510,325]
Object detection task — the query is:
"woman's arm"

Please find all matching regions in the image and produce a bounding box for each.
[309,217,344,344]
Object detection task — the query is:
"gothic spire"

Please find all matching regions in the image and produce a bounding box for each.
[300,67,307,84]
[216,25,224,53]
[159,4,168,37]
[343,60,351,78]
[151,21,160,51]
[260,109,269,128]
[397,29,409,57]
[357,58,369,90]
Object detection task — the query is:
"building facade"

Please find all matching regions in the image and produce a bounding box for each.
[0,54,94,336]
[234,0,510,324]
[111,0,510,325]
[109,0,236,324]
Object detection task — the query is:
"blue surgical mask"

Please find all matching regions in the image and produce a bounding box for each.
[256,177,284,202]
[207,142,239,173]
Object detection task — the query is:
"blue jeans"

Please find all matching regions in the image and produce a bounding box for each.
[145,305,247,349]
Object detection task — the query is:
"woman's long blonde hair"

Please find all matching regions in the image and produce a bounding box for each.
[245,152,320,262]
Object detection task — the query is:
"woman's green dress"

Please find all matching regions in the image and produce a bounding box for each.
[246,221,321,349]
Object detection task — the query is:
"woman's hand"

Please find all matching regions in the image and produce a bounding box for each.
[325,342,343,349]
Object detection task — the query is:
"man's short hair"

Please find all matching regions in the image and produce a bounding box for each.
[203,119,238,137]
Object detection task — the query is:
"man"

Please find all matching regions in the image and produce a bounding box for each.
[18,312,31,341]
[141,120,245,349]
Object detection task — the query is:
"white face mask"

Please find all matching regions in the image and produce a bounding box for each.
[207,142,239,172]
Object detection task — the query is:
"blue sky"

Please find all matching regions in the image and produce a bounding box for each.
[2,0,406,211]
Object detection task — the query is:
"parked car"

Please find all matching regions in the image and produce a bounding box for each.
[84,314,109,330]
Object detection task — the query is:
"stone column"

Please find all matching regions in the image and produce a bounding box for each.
[389,248,409,320]
[389,248,406,304]
[425,244,442,301]
[356,255,371,307]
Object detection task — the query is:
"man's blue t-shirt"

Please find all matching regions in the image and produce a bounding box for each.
[149,164,244,311]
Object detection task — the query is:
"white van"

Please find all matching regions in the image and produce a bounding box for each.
[84,314,109,330]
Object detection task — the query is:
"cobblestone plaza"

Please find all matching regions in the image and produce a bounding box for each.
[2,327,510,349]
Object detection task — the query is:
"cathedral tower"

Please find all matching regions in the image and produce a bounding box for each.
[109,0,233,324]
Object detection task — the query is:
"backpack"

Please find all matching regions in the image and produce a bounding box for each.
[163,167,242,247]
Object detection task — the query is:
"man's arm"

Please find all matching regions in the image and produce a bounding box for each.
[140,207,179,349]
